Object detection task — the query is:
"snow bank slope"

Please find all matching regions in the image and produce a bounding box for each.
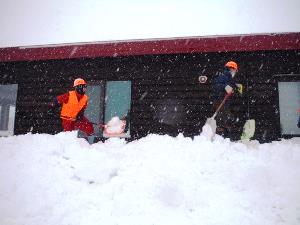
[0,132,300,225]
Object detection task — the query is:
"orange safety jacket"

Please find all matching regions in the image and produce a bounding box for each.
[60,91,88,121]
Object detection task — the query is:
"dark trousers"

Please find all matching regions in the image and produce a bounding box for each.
[212,100,235,138]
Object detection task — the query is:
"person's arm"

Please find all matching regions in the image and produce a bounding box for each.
[225,77,243,96]
[224,77,234,95]
[48,93,69,107]
[57,93,70,105]
[76,102,87,121]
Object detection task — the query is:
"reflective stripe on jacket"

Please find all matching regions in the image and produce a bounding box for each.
[60,91,88,121]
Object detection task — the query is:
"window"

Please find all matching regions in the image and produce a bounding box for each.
[278,81,300,135]
[83,81,131,138]
[0,84,18,136]
[84,82,105,137]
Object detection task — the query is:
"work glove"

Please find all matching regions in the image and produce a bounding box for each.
[225,85,233,95]
[236,84,243,94]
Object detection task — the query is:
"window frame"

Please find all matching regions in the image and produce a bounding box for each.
[274,74,300,138]
[82,80,132,138]
[0,84,18,137]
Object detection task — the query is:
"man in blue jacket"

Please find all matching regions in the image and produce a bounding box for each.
[212,61,243,139]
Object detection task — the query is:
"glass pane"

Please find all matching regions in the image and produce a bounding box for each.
[105,81,131,135]
[84,84,104,136]
[278,82,300,135]
[0,105,9,130]
[0,84,18,135]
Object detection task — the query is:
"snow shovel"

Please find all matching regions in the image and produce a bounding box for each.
[240,119,255,141]
[240,78,255,141]
[77,122,105,144]
[201,94,230,140]
[90,122,105,128]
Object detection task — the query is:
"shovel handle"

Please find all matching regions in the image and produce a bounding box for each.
[91,122,106,128]
[212,113,217,119]
[214,94,231,116]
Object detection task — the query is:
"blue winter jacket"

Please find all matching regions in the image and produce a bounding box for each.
[212,68,236,102]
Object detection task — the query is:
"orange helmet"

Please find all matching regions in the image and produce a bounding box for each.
[73,78,87,87]
[225,61,238,70]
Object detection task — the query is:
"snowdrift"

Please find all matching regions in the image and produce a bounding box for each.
[0,132,300,225]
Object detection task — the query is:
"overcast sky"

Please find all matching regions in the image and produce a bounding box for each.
[0,0,300,48]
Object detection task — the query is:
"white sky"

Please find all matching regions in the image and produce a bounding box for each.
[0,0,300,48]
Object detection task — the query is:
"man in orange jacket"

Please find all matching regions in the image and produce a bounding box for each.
[53,78,94,136]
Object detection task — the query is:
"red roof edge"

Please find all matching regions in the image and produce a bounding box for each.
[0,33,299,62]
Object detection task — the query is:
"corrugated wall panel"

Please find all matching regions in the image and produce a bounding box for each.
[0,50,299,142]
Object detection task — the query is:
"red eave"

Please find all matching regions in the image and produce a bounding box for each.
[0,33,299,62]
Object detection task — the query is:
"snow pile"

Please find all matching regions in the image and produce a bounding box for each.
[105,116,125,134]
[0,132,300,225]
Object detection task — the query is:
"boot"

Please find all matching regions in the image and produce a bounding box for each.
[87,135,95,145]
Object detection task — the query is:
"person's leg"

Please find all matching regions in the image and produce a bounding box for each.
[215,108,235,139]
[74,117,95,144]
[61,119,75,131]
[223,110,235,140]
[215,110,227,137]
[74,116,94,136]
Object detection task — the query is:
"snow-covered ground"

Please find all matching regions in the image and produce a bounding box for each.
[0,132,300,225]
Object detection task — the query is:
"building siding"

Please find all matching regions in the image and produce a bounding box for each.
[0,50,299,142]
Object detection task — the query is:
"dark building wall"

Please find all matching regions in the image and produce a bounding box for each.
[0,50,299,141]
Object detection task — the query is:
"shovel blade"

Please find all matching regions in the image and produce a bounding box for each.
[201,117,217,141]
[241,119,255,141]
